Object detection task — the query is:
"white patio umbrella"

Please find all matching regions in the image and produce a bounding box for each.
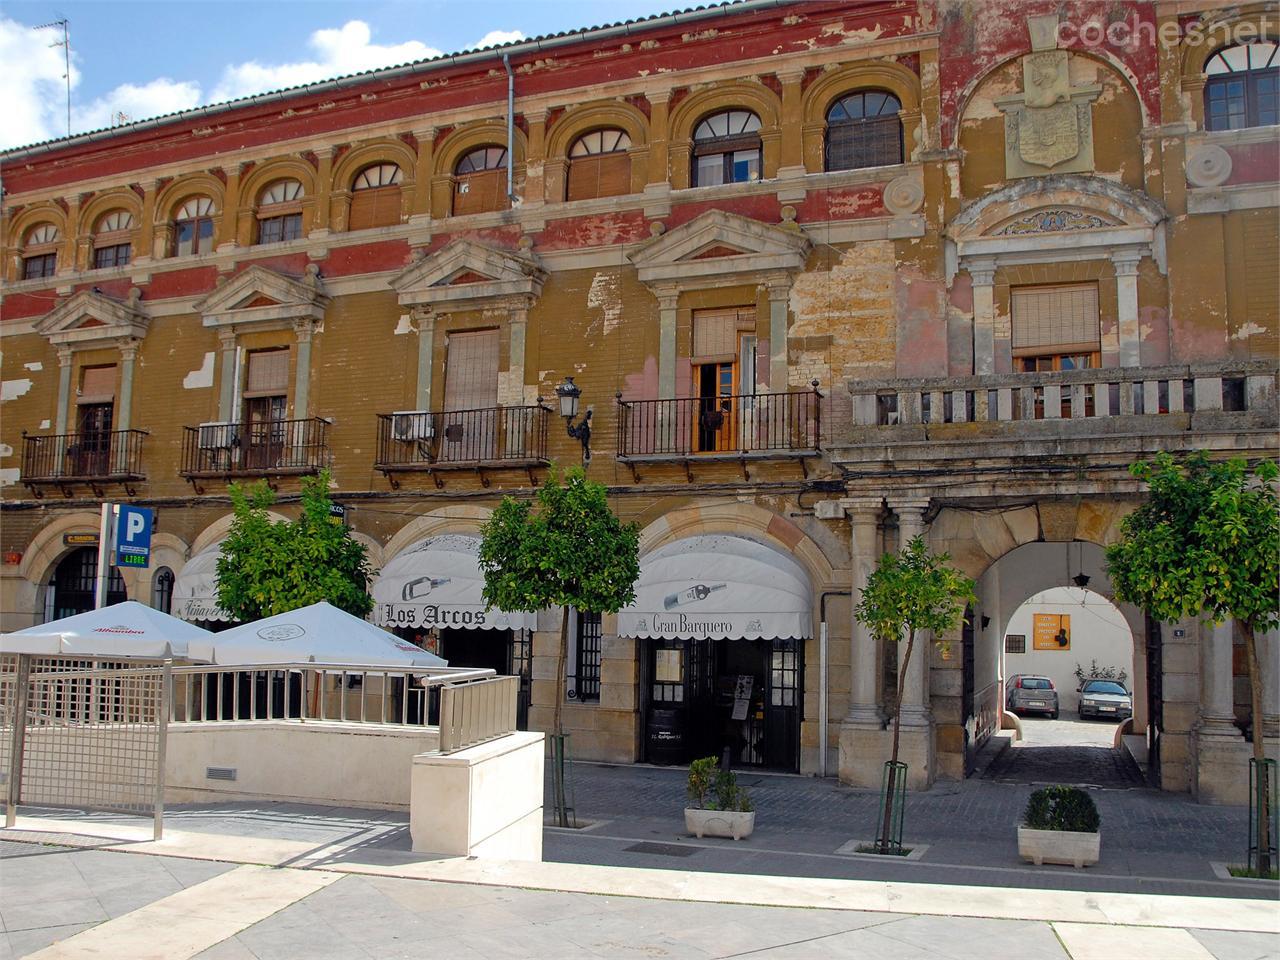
[187,601,447,667]
[1,600,213,659]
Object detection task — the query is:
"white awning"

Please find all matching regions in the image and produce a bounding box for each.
[2,601,213,659]
[618,534,812,641]
[372,534,535,632]
[188,602,447,667]
[171,543,235,623]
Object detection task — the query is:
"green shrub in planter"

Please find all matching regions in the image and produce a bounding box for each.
[686,757,753,812]
[687,757,717,809]
[1023,786,1101,833]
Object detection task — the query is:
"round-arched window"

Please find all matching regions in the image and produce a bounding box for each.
[567,129,633,201]
[350,164,404,230]
[21,223,59,279]
[825,90,903,171]
[1204,41,1278,130]
[257,180,304,245]
[453,147,509,216]
[152,566,175,615]
[173,196,216,257]
[692,110,761,186]
[93,210,135,270]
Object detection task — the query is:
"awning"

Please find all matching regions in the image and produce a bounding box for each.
[2,600,213,659]
[372,534,535,632]
[187,601,447,667]
[618,534,812,641]
[171,543,235,623]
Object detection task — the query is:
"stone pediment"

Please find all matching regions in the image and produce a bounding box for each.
[392,238,546,310]
[194,264,330,330]
[35,288,149,348]
[628,210,811,287]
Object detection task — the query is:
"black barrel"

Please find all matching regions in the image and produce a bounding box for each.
[646,707,688,765]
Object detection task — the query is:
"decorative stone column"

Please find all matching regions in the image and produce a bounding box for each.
[968,259,997,375]
[776,70,805,178]
[218,168,242,252]
[893,500,933,728]
[413,307,436,411]
[845,498,884,726]
[217,328,238,422]
[523,109,548,205]
[54,346,74,436]
[410,127,436,224]
[1112,249,1142,367]
[291,317,315,420]
[1262,629,1280,743]
[765,275,791,393]
[645,91,671,187]
[1196,619,1251,804]
[137,180,159,263]
[311,148,334,235]
[656,288,678,401]
[115,338,139,433]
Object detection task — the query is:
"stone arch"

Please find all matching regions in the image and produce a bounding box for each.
[19,511,103,588]
[240,157,318,207]
[155,173,226,223]
[544,100,651,201]
[632,499,838,591]
[81,189,144,237]
[8,202,68,249]
[801,60,922,172]
[667,81,783,189]
[331,138,418,193]
[188,510,290,557]
[432,120,527,177]
[381,505,495,562]
[947,174,1166,242]
[949,47,1150,149]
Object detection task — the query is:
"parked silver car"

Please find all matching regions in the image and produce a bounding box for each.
[1078,679,1133,721]
[1006,674,1059,719]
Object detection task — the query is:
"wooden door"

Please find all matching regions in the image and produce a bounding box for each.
[442,329,500,461]
[75,403,113,476]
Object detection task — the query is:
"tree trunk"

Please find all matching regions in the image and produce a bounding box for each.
[879,627,915,854]
[550,606,571,828]
[554,606,569,736]
[1241,620,1272,875]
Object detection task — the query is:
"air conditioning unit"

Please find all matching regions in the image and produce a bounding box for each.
[392,411,433,442]
[198,421,239,450]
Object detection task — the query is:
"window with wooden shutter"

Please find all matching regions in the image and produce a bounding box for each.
[566,129,632,201]
[453,147,509,216]
[1011,284,1100,357]
[349,164,404,230]
[244,349,290,398]
[444,330,500,411]
[78,365,116,404]
[692,307,755,363]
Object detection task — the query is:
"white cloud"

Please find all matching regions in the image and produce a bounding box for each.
[210,21,443,102]
[473,30,526,49]
[0,18,79,149]
[70,80,202,137]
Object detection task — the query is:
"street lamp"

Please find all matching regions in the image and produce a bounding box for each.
[555,376,592,465]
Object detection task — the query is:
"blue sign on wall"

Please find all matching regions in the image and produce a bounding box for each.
[115,505,153,569]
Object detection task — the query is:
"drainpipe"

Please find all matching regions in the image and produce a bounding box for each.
[502,54,515,204]
[819,590,851,779]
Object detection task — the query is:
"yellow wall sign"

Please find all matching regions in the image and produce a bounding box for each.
[1033,613,1071,650]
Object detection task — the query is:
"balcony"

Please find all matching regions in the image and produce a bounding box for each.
[615,387,822,480]
[180,418,329,491]
[374,405,550,487]
[20,429,148,497]
[833,361,1279,478]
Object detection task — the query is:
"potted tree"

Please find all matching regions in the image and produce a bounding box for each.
[1018,785,1101,868]
[685,757,755,840]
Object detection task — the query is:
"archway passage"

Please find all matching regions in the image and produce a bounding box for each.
[46,546,126,620]
[968,542,1147,789]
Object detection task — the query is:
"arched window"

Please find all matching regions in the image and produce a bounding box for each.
[1204,41,1278,130]
[692,110,761,186]
[173,197,216,257]
[152,566,175,614]
[46,547,126,621]
[349,163,404,230]
[93,210,134,269]
[21,223,59,279]
[256,179,304,245]
[453,146,509,216]
[825,90,903,171]
[567,128,633,201]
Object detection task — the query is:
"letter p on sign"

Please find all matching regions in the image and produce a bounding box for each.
[114,505,153,569]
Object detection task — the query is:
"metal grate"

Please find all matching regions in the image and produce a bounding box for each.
[3,655,170,839]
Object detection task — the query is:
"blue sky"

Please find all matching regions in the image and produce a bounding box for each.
[0,0,678,150]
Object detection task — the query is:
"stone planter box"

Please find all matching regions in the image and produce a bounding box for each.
[685,808,755,840]
[1017,825,1100,868]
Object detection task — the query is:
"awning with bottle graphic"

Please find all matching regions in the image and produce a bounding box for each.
[172,542,235,623]
[372,534,535,633]
[617,534,812,641]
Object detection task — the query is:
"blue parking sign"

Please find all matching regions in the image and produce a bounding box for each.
[115,505,153,569]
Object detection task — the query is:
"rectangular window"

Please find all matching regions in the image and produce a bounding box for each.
[453,170,508,217]
[258,213,303,245]
[79,365,117,405]
[22,253,57,279]
[245,349,290,397]
[175,217,214,257]
[573,610,602,703]
[566,153,631,202]
[94,243,132,269]
[348,186,402,231]
[1005,634,1026,654]
[1011,283,1100,359]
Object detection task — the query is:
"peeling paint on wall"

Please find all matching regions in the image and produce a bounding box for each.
[0,444,12,458]
[0,468,19,487]
[586,270,624,337]
[182,352,216,389]
[1,379,33,403]
[23,362,42,371]
[39,420,50,430]
[394,314,416,335]
[789,243,897,379]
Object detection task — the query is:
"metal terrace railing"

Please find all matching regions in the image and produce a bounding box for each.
[180,418,329,480]
[21,429,147,490]
[374,405,550,473]
[615,387,822,460]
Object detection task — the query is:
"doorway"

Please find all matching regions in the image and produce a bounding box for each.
[642,636,801,771]
[415,627,530,730]
[47,546,126,620]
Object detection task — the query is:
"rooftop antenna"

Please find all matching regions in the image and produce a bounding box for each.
[34,17,71,136]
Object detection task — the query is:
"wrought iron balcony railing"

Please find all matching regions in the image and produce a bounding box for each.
[180,417,329,487]
[374,405,550,485]
[615,388,822,464]
[21,429,148,495]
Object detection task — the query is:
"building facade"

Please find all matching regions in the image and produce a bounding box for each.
[2,0,1277,799]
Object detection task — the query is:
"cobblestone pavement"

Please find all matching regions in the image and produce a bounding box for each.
[547,757,1273,898]
[983,714,1145,788]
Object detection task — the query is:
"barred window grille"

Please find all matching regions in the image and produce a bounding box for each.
[575,610,602,702]
[825,90,903,171]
